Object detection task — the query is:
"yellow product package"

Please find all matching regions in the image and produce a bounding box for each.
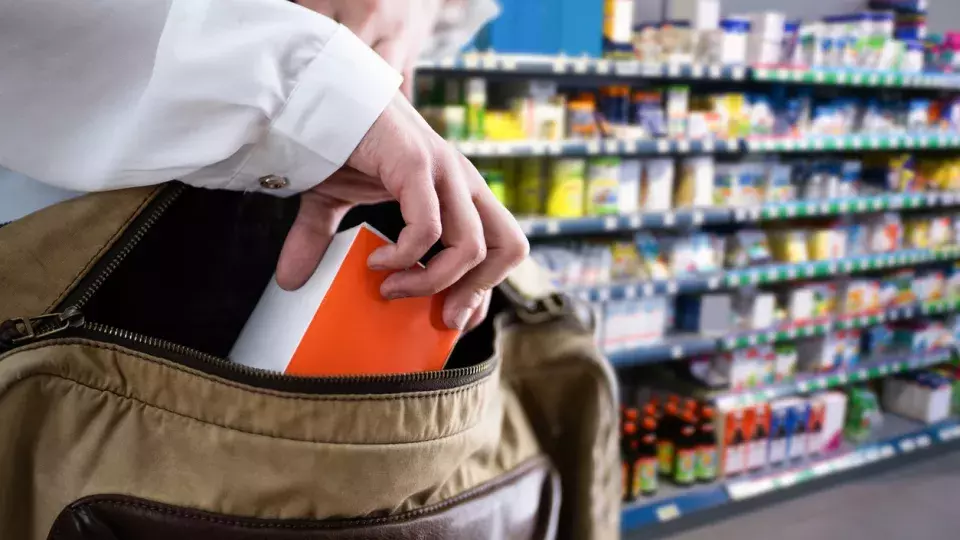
[546,158,586,218]
[516,158,545,215]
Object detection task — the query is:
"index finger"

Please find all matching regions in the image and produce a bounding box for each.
[367,157,442,271]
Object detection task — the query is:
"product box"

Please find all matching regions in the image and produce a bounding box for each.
[767,401,791,466]
[747,404,772,471]
[806,399,826,457]
[883,373,954,424]
[668,0,720,30]
[774,345,799,381]
[787,287,816,323]
[641,159,675,211]
[677,294,734,335]
[815,391,849,453]
[734,290,777,330]
[231,224,458,376]
[749,11,787,40]
[785,399,811,461]
[722,408,747,476]
[675,156,715,208]
[618,159,642,214]
[798,334,841,373]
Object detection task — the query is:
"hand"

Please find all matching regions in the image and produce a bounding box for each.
[275,93,528,331]
[297,0,443,97]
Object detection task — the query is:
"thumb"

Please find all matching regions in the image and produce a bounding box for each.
[276,191,350,291]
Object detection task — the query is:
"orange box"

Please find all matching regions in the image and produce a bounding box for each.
[231,224,459,376]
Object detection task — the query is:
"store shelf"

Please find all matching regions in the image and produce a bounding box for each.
[454,137,739,158]
[607,335,719,367]
[417,53,960,90]
[516,192,960,238]
[605,299,960,367]
[455,132,960,158]
[752,66,960,89]
[620,415,960,534]
[719,299,960,351]
[743,132,960,153]
[569,246,960,303]
[418,54,748,81]
[713,349,956,410]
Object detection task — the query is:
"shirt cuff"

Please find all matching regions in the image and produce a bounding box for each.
[231,24,402,196]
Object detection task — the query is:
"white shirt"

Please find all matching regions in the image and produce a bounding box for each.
[0,0,499,222]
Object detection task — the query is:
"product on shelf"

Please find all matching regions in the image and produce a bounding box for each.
[883,371,955,424]
[845,387,883,441]
[546,158,586,218]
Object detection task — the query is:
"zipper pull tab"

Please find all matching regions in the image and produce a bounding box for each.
[0,307,85,351]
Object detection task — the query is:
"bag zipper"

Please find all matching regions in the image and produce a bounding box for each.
[0,183,494,395]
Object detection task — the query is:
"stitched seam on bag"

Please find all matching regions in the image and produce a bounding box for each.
[8,339,490,402]
[25,373,485,445]
[67,456,548,530]
[44,185,165,314]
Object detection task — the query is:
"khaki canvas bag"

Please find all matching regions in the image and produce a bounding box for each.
[0,183,620,540]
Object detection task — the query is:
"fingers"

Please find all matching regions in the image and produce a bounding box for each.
[366,153,442,272]
[465,289,492,332]
[276,192,350,291]
[379,151,487,310]
[440,162,529,329]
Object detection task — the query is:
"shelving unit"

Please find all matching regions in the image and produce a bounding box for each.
[569,247,960,304]
[608,299,960,366]
[419,51,960,537]
[518,191,960,238]
[620,415,960,533]
[455,132,960,158]
[418,53,960,90]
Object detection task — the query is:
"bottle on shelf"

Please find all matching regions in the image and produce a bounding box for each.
[673,410,699,487]
[636,416,660,497]
[658,402,680,476]
[696,406,718,483]
[622,421,639,502]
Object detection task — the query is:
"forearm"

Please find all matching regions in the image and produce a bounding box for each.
[0,0,400,196]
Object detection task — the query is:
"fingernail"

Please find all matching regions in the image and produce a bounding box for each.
[448,308,471,330]
[368,248,393,270]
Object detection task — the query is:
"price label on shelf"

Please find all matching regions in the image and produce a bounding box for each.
[900,439,917,453]
[586,140,601,154]
[603,140,619,153]
[603,216,618,231]
[656,504,681,522]
[629,215,642,228]
[545,220,560,235]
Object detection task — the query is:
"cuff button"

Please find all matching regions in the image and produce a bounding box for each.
[259,175,289,189]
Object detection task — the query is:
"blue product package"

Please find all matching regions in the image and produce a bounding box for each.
[560,0,602,56]
[767,406,790,466]
[862,324,894,356]
[785,403,811,461]
[907,99,931,130]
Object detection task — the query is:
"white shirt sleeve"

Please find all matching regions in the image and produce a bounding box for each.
[0,0,402,197]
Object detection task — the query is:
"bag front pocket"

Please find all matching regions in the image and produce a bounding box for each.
[47,456,558,540]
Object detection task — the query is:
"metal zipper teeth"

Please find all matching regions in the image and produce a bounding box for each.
[83,321,494,387]
[71,184,187,310]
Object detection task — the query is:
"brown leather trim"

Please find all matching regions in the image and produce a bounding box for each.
[48,456,560,540]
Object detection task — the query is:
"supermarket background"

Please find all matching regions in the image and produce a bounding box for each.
[414,0,960,538]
